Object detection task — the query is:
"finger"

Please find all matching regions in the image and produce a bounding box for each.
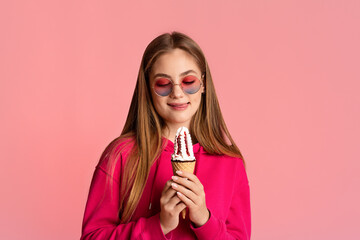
[172,175,197,192]
[167,194,182,207]
[161,180,173,195]
[161,181,177,205]
[163,185,177,199]
[176,191,195,208]
[174,202,186,214]
[172,175,203,196]
[171,182,197,204]
[175,171,201,185]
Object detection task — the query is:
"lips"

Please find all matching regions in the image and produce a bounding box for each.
[167,102,190,107]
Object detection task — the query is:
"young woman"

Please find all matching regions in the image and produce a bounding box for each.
[80,31,251,239]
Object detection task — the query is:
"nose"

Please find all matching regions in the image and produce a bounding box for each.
[170,83,184,98]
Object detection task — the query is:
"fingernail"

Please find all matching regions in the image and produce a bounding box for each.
[176,170,182,175]
[171,183,178,188]
[172,176,178,181]
[177,191,182,196]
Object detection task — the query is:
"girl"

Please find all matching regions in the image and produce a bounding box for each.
[80,31,251,239]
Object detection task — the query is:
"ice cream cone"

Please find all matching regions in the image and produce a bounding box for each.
[171,160,196,219]
[171,126,197,219]
[171,160,196,175]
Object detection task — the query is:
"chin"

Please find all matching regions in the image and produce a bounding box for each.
[166,117,191,125]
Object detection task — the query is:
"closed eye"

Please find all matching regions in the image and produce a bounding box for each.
[182,80,195,85]
[155,78,171,87]
[182,75,198,85]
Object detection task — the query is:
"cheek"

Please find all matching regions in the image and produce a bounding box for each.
[152,96,167,113]
[150,93,161,111]
[191,93,202,106]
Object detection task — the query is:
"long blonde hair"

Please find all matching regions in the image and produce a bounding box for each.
[99,31,245,223]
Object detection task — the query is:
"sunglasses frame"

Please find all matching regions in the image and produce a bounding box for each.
[152,74,205,97]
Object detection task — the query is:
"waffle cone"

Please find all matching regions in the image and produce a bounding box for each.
[171,159,196,219]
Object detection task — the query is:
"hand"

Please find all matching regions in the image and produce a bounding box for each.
[171,171,210,227]
[159,180,187,235]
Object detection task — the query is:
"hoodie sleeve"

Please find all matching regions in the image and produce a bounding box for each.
[80,162,172,240]
[190,158,251,240]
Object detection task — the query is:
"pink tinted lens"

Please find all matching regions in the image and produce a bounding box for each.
[154,78,172,96]
[181,76,201,94]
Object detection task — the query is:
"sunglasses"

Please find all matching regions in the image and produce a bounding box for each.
[152,75,204,97]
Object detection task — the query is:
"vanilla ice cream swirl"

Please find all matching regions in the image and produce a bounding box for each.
[171,127,196,161]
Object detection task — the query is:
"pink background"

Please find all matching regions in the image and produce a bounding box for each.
[1,0,359,239]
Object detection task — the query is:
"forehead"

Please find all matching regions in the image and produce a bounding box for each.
[150,48,201,78]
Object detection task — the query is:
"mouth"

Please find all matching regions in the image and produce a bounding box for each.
[167,102,190,107]
[167,102,190,110]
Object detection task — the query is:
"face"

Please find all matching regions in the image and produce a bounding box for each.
[149,48,204,129]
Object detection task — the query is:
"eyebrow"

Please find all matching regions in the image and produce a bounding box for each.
[153,70,198,79]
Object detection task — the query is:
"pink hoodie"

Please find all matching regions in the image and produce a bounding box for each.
[80,137,251,239]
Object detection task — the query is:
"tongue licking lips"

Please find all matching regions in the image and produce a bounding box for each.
[170,102,189,107]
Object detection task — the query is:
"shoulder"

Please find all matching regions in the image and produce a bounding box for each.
[199,152,243,169]
[221,154,247,178]
[96,136,136,175]
[201,153,247,181]
[227,155,248,187]
[201,152,243,165]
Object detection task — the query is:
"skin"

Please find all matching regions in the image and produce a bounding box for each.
[149,48,210,235]
[149,48,204,142]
